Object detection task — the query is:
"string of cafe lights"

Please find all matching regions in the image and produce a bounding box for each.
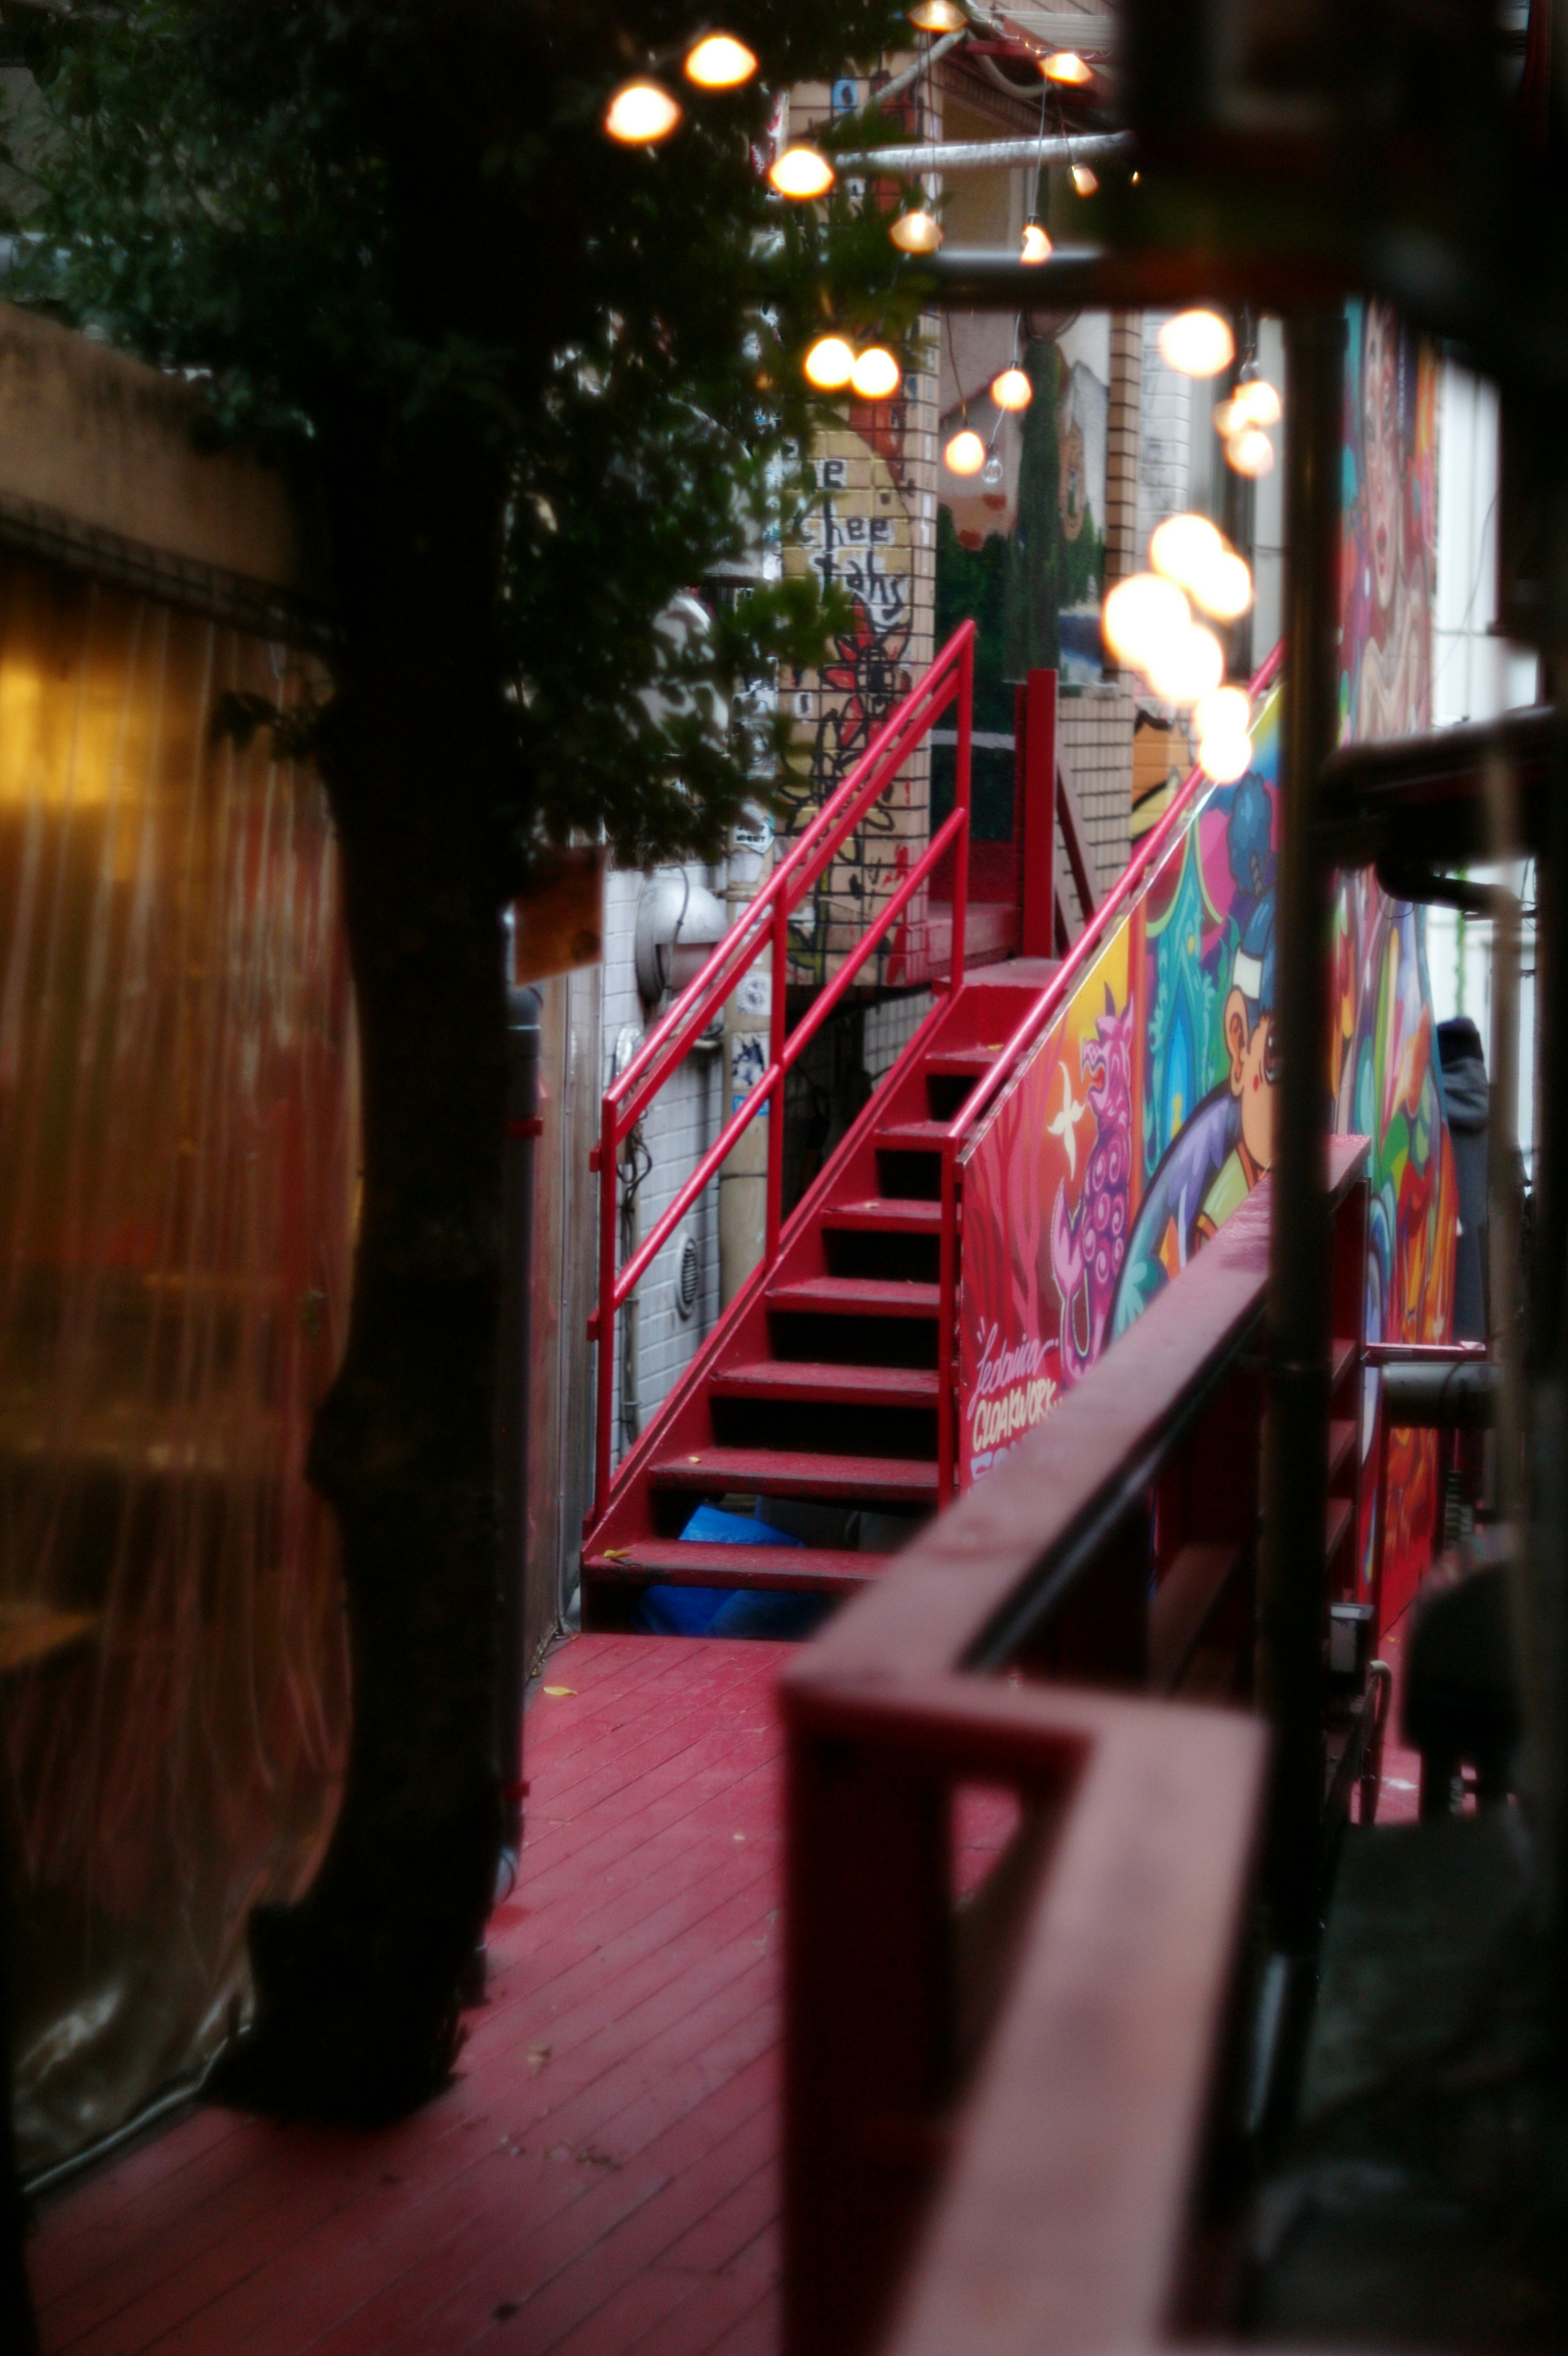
[601,13,1277,775]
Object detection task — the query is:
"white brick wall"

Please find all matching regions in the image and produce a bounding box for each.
[863,988,933,1082]
[1135,316,1194,569]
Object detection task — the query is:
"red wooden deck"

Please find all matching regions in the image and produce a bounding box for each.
[30,1637,793,2356]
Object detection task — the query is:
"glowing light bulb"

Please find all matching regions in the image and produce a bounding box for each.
[1227,426,1275,477]
[991,366,1031,411]
[1229,377,1281,429]
[1071,162,1099,196]
[909,0,967,26]
[1045,49,1091,82]
[1020,218,1051,264]
[769,146,835,199]
[1150,512,1224,595]
[982,453,1004,486]
[1102,573,1189,671]
[944,428,985,475]
[851,345,902,399]
[684,34,758,88]
[1195,686,1252,742]
[1198,728,1254,783]
[1148,621,1225,707]
[889,207,943,254]
[1157,308,1235,379]
[604,80,682,143]
[1193,549,1253,622]
[804,336,856,390]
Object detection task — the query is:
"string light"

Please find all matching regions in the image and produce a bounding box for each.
[1102,573,1189,671]
[770,146,835,198]
[889,206,943,253]
[1157,309,1235,378]
[909,0,967,25]
[1147,620,1224,707]
[1020,218,1051,264]
[944,428,985,475]
[1198,724,1254,782]
[604,80,682,143]
[991,365,1031,410]
[1196,549,1253,621]
[1216,377,1281,433]
[1044,49,1091,83]
[851,346,902,399]
[1226,425,1276,477]
[1149,513,1223,595]
[684,34,758,87]
[1196,687,1252,742]
[804,335,856,390]
[1070,162,1098,196]
[982,452,1004,486]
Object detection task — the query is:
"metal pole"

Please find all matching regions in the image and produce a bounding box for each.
[1257,309,1345,1955]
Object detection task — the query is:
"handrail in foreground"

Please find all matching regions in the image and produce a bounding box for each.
[588,620,976,1518]
[783,1134,1368,2356]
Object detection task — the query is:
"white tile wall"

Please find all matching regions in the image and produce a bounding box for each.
[600,862,725,1468]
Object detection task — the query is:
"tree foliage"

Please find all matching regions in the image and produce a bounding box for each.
[1,0,924,866]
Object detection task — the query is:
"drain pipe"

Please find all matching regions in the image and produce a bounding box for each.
[1257,308,1345,1956]
[720,808,775,1308]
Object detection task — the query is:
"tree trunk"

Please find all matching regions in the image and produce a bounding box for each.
[215,435,518,2123]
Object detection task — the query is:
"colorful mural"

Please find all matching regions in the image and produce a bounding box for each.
[958,673,1458,1596]
[958,684,1287,1488]
[1339,296,1452,1621]
[959,300,1456,1619]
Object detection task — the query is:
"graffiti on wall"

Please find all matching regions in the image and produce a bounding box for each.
[782,423,929,989]
[958,673,1458,1574]
[1339,296,1452,1619]
[958,686,1285,1487]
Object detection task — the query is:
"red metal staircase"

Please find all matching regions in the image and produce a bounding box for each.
[584,955,1061,1620]
[580,630,1284,1629]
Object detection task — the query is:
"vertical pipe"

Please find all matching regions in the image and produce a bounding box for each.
[497,984,540,1861]
[1257,308,1345,1954]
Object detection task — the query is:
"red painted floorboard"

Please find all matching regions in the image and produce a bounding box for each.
[30,1637,789,2356]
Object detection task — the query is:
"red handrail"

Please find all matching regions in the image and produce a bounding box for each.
[588,620,977,1519]
[953,639,1285,1157]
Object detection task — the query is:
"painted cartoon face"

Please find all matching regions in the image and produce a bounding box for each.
[1363,302,1399,617]
[1225,986,1276,1172]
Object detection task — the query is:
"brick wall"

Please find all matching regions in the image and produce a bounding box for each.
[1059,682,1134,905]
[780,70,940,993]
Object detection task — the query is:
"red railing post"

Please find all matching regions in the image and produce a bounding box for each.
[938,1141,958,1499]
[767,888,789,1262]
[949,629,973,992]
[1018,667,1057,958]
[592,1094,619,1521]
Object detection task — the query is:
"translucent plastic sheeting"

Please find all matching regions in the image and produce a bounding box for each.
[0,550,354,2176]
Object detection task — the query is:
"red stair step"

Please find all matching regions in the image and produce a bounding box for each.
[766,1274,939,1318]
[821,1199,942,1235]
[650,1446,938,1506]
[1328,1418,1357,1484]
[710,1360,940,1406]
[923,1049,1002,1080]
[583,1540,885,1595]
[876,1119,952,1152]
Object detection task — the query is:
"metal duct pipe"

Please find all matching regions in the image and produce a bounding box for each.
[831,129,1132,175]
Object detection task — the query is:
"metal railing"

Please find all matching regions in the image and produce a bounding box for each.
[588,620,976,1520]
